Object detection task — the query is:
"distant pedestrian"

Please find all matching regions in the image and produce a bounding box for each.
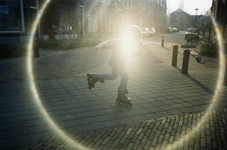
[87,25,142,106]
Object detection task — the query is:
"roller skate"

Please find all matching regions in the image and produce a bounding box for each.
[87,73,104,89]
[116,88,132,106]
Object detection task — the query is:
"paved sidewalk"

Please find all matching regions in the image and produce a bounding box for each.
[1,68,227,149]
[1,34,226,149]
[0,40,219,82]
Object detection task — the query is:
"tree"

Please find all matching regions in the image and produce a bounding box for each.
[179,0,184,10]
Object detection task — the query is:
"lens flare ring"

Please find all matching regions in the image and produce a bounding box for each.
[27,1,226,149]
[27,0,86,149]
[166,15,226,149]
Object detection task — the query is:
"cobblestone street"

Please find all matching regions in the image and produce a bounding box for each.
[9,108,227,150]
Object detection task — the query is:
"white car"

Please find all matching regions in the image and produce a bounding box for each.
[185,28,199,40]
[140,27,149,38]
[147,27,156,36]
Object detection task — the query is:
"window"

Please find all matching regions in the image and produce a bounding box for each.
[101,0,111,5]
[159,0,165,6]
[0,0,24,32]
[88,10,97,31]
[79,6,84,36]
[126,0,129,9]
[130,0,132,9]
[30,0,37,8]
[107,12,111,32]
[94,10,97,31]
[59,3,74,27]
[112,12,117,32]
[139,3,145,12]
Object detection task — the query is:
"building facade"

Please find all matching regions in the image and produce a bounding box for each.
[169,9,190,30]
[0,0,167,43]
[0,0,41,43]
[134,0,167,32]
[211,0,227,41]
[169,8,209,31]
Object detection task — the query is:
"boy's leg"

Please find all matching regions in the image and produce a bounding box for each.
[115,68,131,103]
[100,68,118,80]
[87,68,118,89]
[117,68,128,91]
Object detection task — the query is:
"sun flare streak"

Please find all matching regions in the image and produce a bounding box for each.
[27,0,86,149]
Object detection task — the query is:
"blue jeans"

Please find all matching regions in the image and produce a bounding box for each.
[101,67,128,91]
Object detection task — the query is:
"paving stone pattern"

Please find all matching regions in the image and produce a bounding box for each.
[3,108,227,150]
[0,34,225,149]
[1,68,227,149]
[0,38,219,83]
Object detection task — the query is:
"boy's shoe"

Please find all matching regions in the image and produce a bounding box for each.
[87,73,104,89]
[116,88,132,106]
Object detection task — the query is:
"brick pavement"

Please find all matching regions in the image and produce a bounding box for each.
[2,108,227,150]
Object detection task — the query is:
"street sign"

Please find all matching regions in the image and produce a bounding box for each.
[0,5,8,14]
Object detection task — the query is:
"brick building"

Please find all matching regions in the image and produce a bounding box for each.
[0,0,167,43]
[211,0,227,41]
[169,9,190,30]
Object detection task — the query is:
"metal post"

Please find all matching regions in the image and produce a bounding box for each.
[172,45,178,66]
[141,36,143,46]
[161,36,164,47]
[34,39,39,58]
[181,49,190,74]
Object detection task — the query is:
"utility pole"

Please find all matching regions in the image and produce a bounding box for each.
[195,8,198,28]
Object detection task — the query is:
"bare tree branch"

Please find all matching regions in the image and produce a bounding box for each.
[179,0,184,10]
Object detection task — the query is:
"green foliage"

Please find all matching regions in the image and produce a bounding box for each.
[198,17,220,57]
[199,41,218,57]
[38,39,104,49]
[225,43,227,55]
[0,43,27,59]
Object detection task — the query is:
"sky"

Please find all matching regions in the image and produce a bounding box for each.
[167,0,213,15]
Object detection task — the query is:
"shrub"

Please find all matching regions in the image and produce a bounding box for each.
[199,41,218,57]
[38,39,104,49]
[225,43,227,55]
[0,43,27,59]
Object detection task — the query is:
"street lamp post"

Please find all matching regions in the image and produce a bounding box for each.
[195,8,199,27]
[195,8,199,15]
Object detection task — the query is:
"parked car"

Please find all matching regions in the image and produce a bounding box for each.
[166,27,172,33]
[147,27,156,37]
[185,28,199,41]
[140,27,149,38]
[172,27,179,32]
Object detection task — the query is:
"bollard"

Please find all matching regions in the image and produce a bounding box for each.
[181,49,190,74]
[161,36,164,47]
[141,36,143,46]
[172,45,178,66]
[34,39,39,57]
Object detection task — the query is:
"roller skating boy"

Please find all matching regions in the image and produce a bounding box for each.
[87,25,141,106]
